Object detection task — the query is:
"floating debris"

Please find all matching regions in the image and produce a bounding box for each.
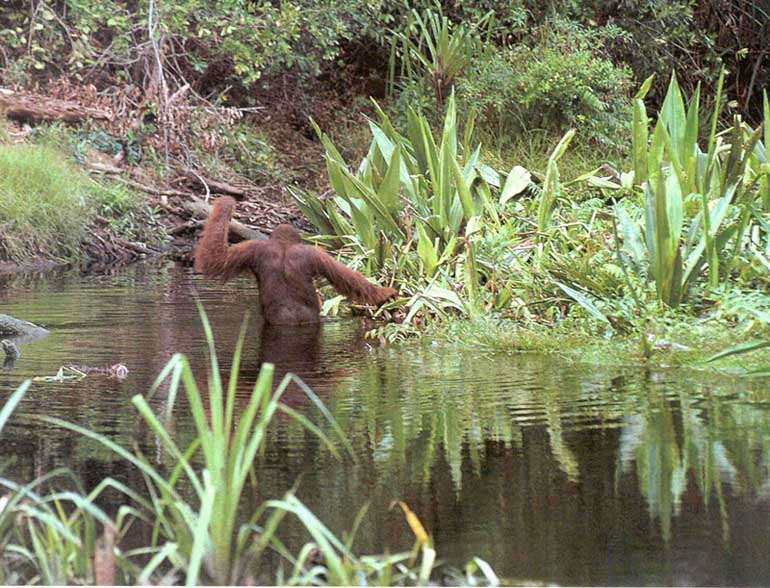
[33,363,129,382]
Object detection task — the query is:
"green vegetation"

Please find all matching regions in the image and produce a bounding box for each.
[0,311,498,585]
[0,142,163,265]
[0,2,768,584]
[1,0,768,350]
[297,69,769,350]
[0,144,90,262]
[611,73,769,307]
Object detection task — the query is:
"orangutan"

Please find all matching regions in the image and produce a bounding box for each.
[194,196,396,324]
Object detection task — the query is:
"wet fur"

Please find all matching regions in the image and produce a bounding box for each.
[194,197,397,325]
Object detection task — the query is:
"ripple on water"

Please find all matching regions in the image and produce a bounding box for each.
[1,261,770,586]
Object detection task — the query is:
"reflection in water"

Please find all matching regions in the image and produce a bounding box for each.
[0,262,769,585]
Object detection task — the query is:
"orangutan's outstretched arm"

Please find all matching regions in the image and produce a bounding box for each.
[194,196,267,282]
[308,247,397,305]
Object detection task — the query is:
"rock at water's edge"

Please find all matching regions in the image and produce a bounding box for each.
[0,314,49,337]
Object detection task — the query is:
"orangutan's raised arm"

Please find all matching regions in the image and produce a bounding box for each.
[307,246,397,305]
[194,196,267,282]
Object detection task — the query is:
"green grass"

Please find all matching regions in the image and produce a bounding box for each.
[0,140,164,265]
[0,143,92,263]
[426,311,770,373]
[480,127,628,183]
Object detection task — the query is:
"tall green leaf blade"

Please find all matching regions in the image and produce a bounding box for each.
[538,159,559,233]
[661,73,686,157]
[451,157,475,221]
[549,128,576,162]
[634,74,655,100]
[759,90,770,212]
[683,83,701,185]
[707,68,726,161]
[437,93,458,225]
[344,172,404,237]
[664,171,684,247]
[377,145,402,213]
[311,119,346,165]
[325,202,355,237]
[406,107,429,174]
[632,98,649,185]
[707,340,770,362]
[644,179,660,287]
[0,380,29,433]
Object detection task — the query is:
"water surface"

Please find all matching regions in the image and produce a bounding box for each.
[1,262,769,586]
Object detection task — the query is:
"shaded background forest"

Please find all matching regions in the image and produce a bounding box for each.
[2,0,769,177]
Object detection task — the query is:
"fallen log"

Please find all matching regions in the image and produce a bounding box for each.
[0,88,111,124]
[182,197,268,241]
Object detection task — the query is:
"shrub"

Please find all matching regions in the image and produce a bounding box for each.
[0,0,390,92]
[456,19,632,146]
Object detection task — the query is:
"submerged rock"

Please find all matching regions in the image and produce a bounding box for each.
[0,314,49,338]
[1,339,20,359]
[1,339,20,369]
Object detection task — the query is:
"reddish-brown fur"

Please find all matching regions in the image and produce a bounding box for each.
[195,196,397,325]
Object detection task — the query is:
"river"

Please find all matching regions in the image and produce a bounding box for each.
[1,261,769,585]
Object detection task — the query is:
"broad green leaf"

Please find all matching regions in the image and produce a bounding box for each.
[416,221,439,276]
[377,145,402,213]
[475,162,500,188]
[615,205,645,266]
[555,282,610,324]
[451,157,475,221]
[500,165,531,206]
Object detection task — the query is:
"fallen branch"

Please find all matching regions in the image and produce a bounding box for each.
[168,219,204,236]
[182,197,267,241]
[183,170,247,198]
[87,161,124,175]
[115,238,158,256]
[113,175,191,198]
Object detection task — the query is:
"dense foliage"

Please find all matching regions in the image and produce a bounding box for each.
[1,0,769,338]
[299,71,770,343]
[0,0,387,88]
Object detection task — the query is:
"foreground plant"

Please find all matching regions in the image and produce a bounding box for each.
[0,309,499,585]
[43,307,352,585]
